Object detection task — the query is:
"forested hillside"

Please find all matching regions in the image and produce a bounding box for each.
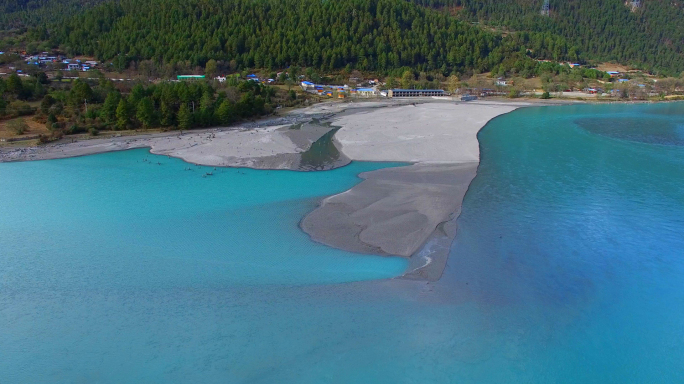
[411,0,684,75]
[0,0,106,30]
[40,0,536,75]
[3,0,684,75]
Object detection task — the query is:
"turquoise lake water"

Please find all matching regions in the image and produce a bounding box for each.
[2,102,684,383]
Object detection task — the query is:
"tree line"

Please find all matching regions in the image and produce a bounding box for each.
[1,73,287,140]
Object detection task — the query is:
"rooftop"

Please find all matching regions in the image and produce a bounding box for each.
[391,89,445,92]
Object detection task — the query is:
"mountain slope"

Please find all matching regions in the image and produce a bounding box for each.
[45,0,526,74]
[413,0,684,75]
[5,0,684,75]
[0,0,107,30]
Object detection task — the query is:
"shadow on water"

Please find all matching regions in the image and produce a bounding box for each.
[298,126,348,170]
[575,116,684,146]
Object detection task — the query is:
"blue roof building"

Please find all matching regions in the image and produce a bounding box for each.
[388,89,445,97]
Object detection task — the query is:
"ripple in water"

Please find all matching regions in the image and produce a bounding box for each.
[575,116,684,145]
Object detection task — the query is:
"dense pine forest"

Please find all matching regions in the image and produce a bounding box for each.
[3,0,684,75]
[419,0,684,75]
[0,0,106,30]
[41,0,523,75]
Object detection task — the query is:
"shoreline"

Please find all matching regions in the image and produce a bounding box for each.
[0,98,561,280]
[300,100,536,280]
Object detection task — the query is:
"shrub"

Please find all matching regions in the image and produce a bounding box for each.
[65,124,87,135]
[8,119,28,135]
[88,127,99,136]
[541,91,551,99]
[6,101,34,117]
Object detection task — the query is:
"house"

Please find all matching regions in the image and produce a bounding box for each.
[301,81,315,90]
[388,89,445,97]
[247,74,259,81]
[85,61,98,66]
[177,75,206,80]
[495,79,509,86]
[81,65,90,71]
[68,63,80,71]
[355,88,376,97]
[214,76,226,83]
[607,71,620,78]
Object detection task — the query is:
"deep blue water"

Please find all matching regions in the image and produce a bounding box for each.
[1,102,684,383]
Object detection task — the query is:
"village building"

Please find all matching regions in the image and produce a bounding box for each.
[388,89,445,97]
[354,88,376,97]
[177,75,205,80]
[300,81,315,90]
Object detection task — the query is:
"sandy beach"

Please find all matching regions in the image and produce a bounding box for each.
[0,98,543,279]
[0,117,341,169]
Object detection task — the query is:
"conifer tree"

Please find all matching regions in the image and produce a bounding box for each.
[177,103,191,130]
[115,99,129,130]
[136,97,154,129]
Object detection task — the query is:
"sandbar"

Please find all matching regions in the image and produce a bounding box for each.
[300,100,535,279]
[1,98,545,280]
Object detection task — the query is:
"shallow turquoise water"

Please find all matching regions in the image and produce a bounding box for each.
[0,152,408,289]
[2,102,684,383]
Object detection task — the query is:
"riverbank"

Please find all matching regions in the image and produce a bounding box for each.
[0,98,556,280]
